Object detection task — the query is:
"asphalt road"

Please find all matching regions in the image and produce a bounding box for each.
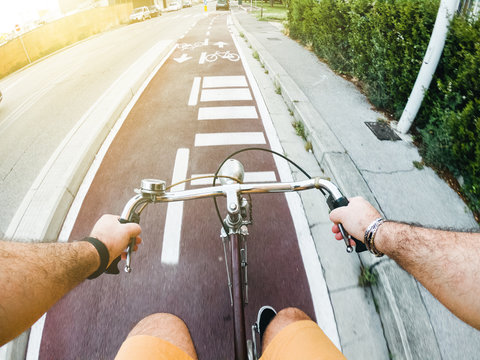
[35,11,320,360]
[0,5,207,237]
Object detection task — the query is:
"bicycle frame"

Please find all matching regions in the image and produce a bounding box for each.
[120,160,351,360]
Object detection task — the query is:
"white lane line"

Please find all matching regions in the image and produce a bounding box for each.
[202,75,247,88]
[204,38,209,46]
[231,29,341,348]
[198,106,258,120]
[188,77,201,106]
[0,66,77,135]
[199,52,207,64]
[200,88,252,102]
[206,31,210,36]
[194,132,265,146]
[161,148,189,265]
[190,171,276,185]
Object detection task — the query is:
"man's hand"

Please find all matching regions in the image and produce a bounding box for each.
[329,196,382,242]
[89,214,142,266]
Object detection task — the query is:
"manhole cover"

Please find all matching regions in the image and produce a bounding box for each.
[365,122,401,141]
[267,37,281,41]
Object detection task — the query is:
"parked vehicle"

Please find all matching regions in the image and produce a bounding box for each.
[216,0,230,10]
[149,5,162,17]
[183,0,192,7]
[129,7,151,22]
[168,1,182,11]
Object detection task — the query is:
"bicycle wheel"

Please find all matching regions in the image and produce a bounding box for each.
[205,53,218,62]
[227,52,240,62]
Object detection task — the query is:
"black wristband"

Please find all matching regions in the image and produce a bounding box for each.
[83,237,110,279]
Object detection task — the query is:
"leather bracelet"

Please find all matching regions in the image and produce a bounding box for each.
[364,218,385,257]
[83,237,110,279]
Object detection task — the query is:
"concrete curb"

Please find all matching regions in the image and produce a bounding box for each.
[5,39,175,244]
[232,13,442,360]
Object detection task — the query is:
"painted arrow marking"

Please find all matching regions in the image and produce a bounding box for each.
[174,53,192,63]
[214,41,228,48]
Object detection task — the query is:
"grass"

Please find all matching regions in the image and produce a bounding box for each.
[292,120,307,140]
[413,160,424,170]
[251,3,287,22]
[275,83,281,95]
[305,141,313,152]
[252,50,260,61]
[358,265,378,287]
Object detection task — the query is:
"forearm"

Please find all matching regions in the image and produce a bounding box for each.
[375,222,480,329]
[0,240,98,345]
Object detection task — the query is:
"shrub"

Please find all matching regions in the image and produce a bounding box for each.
[287,0,480,218]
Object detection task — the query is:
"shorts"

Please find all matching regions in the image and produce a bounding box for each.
[115,320,345,360]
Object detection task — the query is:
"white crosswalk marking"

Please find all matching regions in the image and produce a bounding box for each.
[198,106,258,120]
[200,88,252,102]
[190,171,277,185]
[203,76,247,88]
[194,132,266,146]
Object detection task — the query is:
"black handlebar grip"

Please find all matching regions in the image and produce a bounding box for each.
[326,195,367,253]
[105,256,121,274]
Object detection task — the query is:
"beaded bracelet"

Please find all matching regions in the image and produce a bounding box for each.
[364,218,385,257]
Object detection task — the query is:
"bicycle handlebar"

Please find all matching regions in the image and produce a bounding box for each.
[109,175,366,274]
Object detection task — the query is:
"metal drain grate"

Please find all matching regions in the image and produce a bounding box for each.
[365,122,401,141]
[267,37,281,41]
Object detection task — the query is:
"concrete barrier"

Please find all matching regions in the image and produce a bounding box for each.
[0,4,133,79]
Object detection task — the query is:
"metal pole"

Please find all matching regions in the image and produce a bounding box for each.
[18,33,32,64]
[397,0,459,133]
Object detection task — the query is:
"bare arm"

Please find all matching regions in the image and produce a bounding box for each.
[0,214,141,346]
[329,197,480,330]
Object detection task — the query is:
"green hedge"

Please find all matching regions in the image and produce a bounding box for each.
[287,0,480,217]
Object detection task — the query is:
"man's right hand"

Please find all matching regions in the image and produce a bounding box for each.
[89,214,142,266]
[329,197,382,243]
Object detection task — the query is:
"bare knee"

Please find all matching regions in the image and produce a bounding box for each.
[127,313,197,359]
[262,307,311,350]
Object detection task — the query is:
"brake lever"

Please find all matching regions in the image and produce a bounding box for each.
[326,195,367,253]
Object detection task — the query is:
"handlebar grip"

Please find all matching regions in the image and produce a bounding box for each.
[326,195,367,253]
[105,256,121,274]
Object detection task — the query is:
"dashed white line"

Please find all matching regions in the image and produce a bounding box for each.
[161,148,190,265]
[202,75,248,88]
[199,52,207,64]
[188,77,201,106]
[198,106,258,120]
[194,132,266,146]
[200,88,252,102]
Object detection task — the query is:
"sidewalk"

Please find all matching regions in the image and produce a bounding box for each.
[231,9,480,360]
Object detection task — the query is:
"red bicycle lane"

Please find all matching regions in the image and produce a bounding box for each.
[37,13,317,359]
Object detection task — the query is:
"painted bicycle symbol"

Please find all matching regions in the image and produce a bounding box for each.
[177,42,206,51]
[205,51,240,62]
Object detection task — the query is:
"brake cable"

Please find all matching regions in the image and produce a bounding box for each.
[212,147,319,234]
